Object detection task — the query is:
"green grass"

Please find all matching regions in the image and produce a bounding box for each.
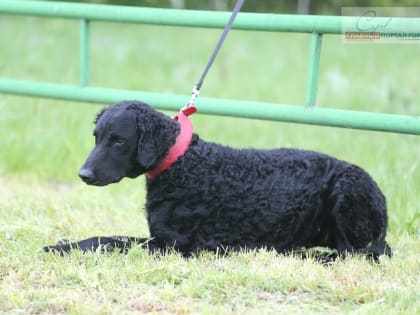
[0,14,419,314]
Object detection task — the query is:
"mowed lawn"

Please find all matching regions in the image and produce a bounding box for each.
[0,13,419,314]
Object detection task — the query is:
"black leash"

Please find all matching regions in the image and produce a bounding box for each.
[183,0,245,114]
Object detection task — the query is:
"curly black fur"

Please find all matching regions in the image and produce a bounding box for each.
[44,100,392,260]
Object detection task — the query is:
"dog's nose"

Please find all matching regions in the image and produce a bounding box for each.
[79,168,94,183]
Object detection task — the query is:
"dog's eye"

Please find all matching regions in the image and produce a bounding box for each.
[109,135,126,145]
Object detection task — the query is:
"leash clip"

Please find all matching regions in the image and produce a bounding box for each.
[180,85,199,116]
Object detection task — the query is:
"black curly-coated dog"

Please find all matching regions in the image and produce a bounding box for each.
[44,100,392,260]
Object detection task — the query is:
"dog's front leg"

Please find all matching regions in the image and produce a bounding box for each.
[148,206,191,254]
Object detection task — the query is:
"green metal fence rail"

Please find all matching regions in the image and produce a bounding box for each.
[0,0,419,134]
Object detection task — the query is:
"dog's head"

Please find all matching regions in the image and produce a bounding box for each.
[79,100,179,186]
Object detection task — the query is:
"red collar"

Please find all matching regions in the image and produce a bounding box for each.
[146,107,195,179]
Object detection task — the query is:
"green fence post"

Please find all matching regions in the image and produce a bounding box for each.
[80,18,90,86]
[305,32,322,107]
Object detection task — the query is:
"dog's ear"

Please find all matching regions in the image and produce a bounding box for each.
[133,102,180,171]
[136,119,158,170]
